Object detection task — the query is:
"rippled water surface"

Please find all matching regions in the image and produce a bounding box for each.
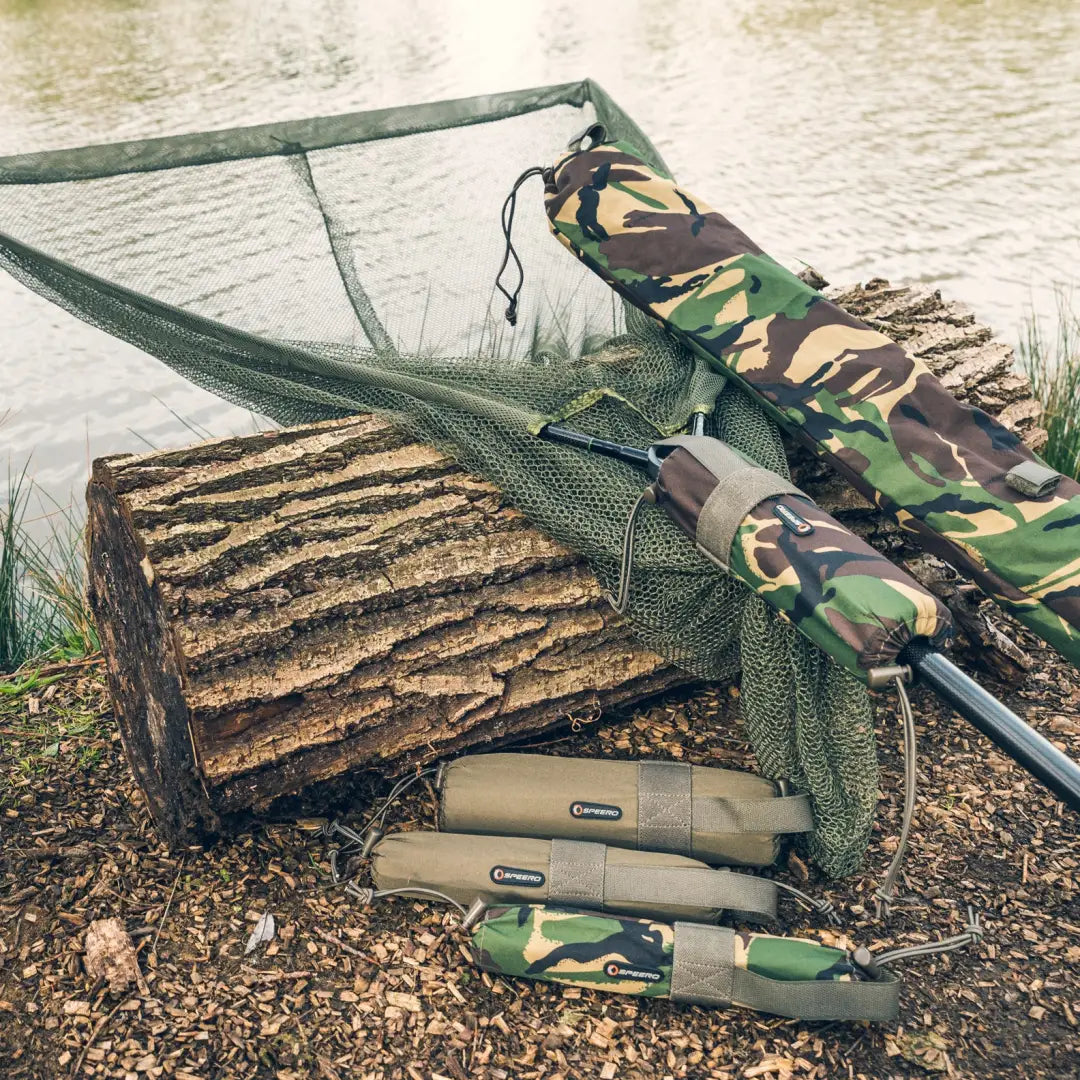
[2,0,1079,502]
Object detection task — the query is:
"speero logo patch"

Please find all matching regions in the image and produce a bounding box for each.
[773,502,814,537]
[569,801,622,820]
[604,961,663,983]
[489,865,545,887]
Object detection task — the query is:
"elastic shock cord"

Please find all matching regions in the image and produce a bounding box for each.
[875,674,918,918]
[607,491,651,615]
[494,166,547,326]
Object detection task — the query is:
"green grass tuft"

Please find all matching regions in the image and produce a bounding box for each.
[1019,289,1080,480]
[0,464,98,673]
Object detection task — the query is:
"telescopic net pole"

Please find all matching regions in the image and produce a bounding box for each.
[538,425,1080,813]
[538,424,653,470]
[898,641,1080,811]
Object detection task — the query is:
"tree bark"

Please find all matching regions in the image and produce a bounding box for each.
[86,279,1046,845]
[86,416,691,846]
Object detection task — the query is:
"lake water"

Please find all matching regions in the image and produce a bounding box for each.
[2,0,1079,506]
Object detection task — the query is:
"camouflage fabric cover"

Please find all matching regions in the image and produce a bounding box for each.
[471,906,871,1014]
[546,142,1080,667]
[730,495,947,673]
[650,437,951,675]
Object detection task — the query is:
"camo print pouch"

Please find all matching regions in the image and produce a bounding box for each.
[546,141,1080,668]
[471,905,899,1022]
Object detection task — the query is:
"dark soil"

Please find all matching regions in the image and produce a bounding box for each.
[1,648,1078,1080]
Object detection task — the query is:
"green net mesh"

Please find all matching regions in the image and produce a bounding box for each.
[0,80,876,876]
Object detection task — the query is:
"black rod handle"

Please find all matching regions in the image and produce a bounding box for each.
[538,424,652,471]
[900,642,1080,812]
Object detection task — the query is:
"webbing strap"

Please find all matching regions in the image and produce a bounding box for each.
[670,923,900,1022]
[637,761,813,844]
[657,436,805,566]
[547,839,606,904]
[638,761,693,855]
[547,840,777,921]
[670,922,734,1004]
[604,865,777,922]
[692,793,814,835]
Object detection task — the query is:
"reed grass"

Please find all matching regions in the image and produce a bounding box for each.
[1019,289,1080,480]
[0,405,270,674]
[0,464,98,673]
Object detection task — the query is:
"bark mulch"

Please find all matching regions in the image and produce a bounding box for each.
[1,649,1077,1080]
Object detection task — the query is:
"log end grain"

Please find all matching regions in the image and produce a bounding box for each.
[87,461,218,844]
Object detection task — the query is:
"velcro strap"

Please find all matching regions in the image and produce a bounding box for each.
[670,922,734,1004]
[547,839,606,906]
[692,793,814,835]
[1006,460,1061,498]
[670,923,900,1022]
[549,840,776,921]
[637,761,692,855]
[657,436,805,568]
[638,760,813,846]
[604,865,777,922]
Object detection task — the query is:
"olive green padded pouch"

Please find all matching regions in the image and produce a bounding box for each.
[436,754,812,866]
[470,905,899,1022]
[371,832,778,923]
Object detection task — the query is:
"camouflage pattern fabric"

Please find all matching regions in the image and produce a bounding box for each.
[546,142,1080,668]
[731,494,949,673]
[470,905,857,1000]
[651,439,950,675]
[473,906,673,997]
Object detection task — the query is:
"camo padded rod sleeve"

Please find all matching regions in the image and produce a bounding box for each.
[436,753,813,867]
[649,435,950,674]
[371,832,778,923]
[471,906,899,1022]
[545,142,1080,667]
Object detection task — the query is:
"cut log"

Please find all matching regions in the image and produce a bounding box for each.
[87,278,1045,846]
[86,416,692,846]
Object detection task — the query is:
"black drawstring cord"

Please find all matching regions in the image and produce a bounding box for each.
[495,165,547,326]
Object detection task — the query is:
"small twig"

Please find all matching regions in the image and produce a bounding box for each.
[9,845,94,860]
[71,998,127,1078]
[239,967,315,981]
[313,926,367,959]
[152,856,185,955]
[4,654,104,682]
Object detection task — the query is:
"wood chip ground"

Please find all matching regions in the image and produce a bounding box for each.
[1,640,1077,1079]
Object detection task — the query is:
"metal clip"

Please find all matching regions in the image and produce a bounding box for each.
[323,819,369,884]
[851,945,884,982]
[459,897,489,931]
[328,847,353,885]
[866,663,913,690]
[321,819,366,847]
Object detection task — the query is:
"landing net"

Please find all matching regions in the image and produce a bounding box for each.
[0,81,876,875]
